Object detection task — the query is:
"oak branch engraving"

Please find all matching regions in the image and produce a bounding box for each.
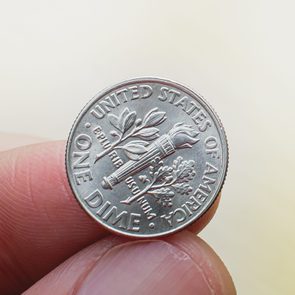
[121,156,196,205]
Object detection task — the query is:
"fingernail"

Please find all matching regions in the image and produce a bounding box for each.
[76,241,214,295]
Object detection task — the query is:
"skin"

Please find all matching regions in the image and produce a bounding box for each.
[0,134,236,295]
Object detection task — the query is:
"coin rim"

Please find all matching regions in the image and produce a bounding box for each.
[65,77,229,238]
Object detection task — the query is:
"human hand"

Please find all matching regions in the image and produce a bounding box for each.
[0,138,236,294]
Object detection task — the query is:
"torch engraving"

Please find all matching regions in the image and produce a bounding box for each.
[101,122,199,190]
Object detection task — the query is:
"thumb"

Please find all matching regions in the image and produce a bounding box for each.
[23,231,236,295]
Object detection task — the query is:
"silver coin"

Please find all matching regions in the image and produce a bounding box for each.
[66,77,228,237]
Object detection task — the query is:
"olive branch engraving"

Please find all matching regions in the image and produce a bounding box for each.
[95,107,167,162]
[121,156,196,206]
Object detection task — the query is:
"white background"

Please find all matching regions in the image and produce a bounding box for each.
[1,1,295,293]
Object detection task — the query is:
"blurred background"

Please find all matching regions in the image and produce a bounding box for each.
[1,1,294,293]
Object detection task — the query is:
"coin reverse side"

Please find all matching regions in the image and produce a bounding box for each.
[66,78,228,237]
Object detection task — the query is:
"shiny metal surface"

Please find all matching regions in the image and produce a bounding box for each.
[66,77,228,237]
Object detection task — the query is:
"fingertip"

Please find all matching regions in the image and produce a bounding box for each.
[0,133,47,152]
[0,141,106,294]
[0,141,230,294]
[166,230,236,295]
[25,231,235,295]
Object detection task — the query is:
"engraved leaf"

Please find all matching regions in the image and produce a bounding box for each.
[134,127,159,140]
[138,174,148,183]
[135,118,142,126]
[172,156,183,171]
[172,183,193,195]
[143,108,167,127]
[120,107,130,120]
[148,187,175,207]
[117,140,148,161]
[124,151,142,161]
[108,114,121,131]
[149,157,163,176]
[122,111,136,133]
[121,141,148,153]
[149,187,174,196]
[154,165,173,183]
[175,159,196,183]
[126,140,150,146]
[110,130,120,137]
[118,108,130,131]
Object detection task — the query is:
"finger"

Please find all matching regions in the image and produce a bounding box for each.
[0,141,221,294]
[0,141,106,295]
[0,132,46,152]
[24,230,236,295]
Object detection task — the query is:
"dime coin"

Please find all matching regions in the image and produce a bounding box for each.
[66,78,228,237]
